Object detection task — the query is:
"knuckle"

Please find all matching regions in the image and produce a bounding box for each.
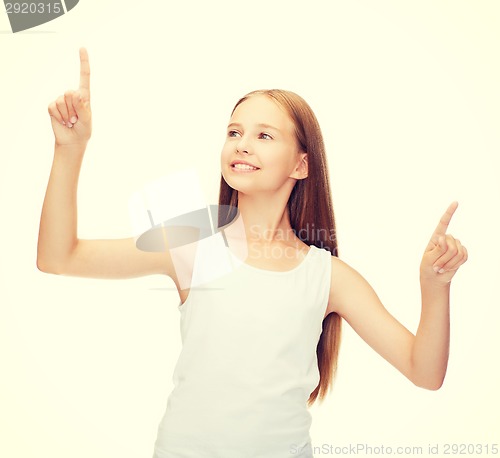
[64,89,74,97]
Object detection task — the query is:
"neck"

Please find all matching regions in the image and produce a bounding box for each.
[225,189,298,246]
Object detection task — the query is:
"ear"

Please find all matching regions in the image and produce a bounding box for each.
[290,152,308,180]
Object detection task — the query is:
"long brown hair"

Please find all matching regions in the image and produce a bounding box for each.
[218,89,341,406]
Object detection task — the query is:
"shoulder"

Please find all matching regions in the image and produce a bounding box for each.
[325,254,379,318]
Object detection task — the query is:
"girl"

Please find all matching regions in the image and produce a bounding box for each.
[38,48,468,458]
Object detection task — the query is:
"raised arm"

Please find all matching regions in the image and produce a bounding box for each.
[327,202,468,390]
[37,48,174,279]
[411,201,468,386]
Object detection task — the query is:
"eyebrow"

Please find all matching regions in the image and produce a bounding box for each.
[227,122,281,132]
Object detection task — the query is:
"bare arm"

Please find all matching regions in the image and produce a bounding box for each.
[37,48,173,279]
[411,201,468,387]
[36,144,172,278]
[328,202,467,390]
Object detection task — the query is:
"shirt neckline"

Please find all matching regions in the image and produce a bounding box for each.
[178,245,317,310]
[227,244,315,275]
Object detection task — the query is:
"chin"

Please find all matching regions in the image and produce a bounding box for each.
[222,176,254,195]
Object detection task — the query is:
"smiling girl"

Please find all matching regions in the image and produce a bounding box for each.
[38,48,468,458]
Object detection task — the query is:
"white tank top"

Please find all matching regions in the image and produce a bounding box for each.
[153,244,332,458]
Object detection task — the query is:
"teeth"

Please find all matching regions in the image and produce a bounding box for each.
[233,163,258,170]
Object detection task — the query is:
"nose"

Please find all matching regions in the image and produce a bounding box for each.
[236,135,251,154]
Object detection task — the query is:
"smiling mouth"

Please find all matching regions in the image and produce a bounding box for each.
[231,163,260,171]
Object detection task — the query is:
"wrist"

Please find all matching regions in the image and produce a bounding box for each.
[54,142,87,156]
[420,274,451,291]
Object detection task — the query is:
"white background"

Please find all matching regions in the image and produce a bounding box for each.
[1,1,499,457]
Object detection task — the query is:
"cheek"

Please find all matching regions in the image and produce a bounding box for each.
[220,143,234,175]
[264,149,297,173]
[220,143,230,161]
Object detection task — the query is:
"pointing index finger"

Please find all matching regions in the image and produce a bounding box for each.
[430,201,458,243]
[79,47,90,97]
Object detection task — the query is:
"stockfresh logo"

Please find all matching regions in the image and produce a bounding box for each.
[3,1,79,33]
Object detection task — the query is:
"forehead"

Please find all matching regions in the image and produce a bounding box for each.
[230,95,295,133]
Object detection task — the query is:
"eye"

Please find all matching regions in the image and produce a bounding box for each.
[259,132,273,140]
[228,130,241,138]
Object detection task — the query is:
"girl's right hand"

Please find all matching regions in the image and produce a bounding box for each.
[48,47,92,147]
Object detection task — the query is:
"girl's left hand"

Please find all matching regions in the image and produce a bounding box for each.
[420,201,468,285]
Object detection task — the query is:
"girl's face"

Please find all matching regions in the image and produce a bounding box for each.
[220,95,307,195]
